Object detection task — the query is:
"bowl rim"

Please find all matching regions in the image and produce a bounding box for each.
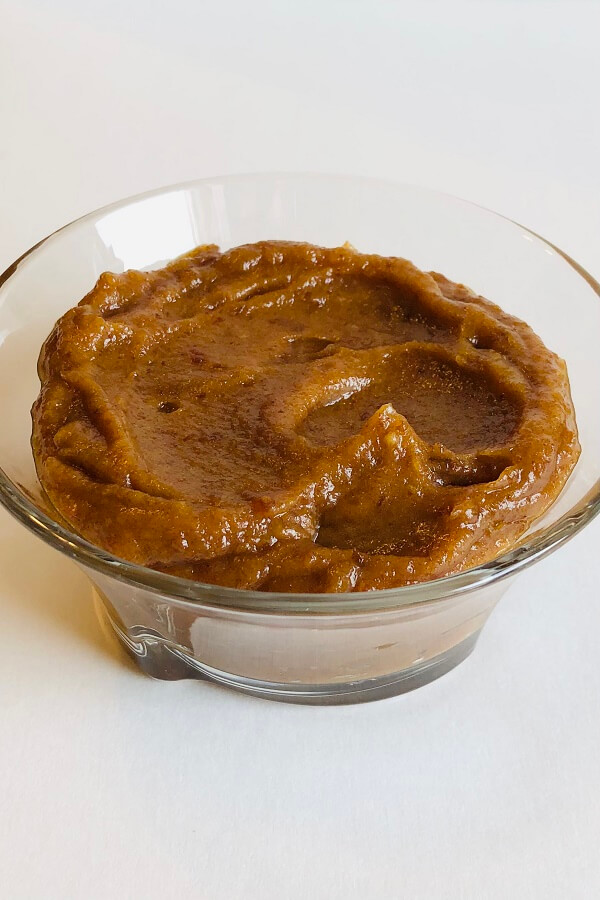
[1,171,599,614]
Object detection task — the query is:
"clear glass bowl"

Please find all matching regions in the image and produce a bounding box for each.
[1,174,599,704]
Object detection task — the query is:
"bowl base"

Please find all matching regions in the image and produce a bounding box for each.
[164,632,479,704]
[95,592,479,704]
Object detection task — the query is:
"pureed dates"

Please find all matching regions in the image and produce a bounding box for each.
[32,241,580,592]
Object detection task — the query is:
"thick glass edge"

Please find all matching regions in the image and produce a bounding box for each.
[0,173,599,614]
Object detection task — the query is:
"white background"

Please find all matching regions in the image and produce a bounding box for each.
[1,2,600,898]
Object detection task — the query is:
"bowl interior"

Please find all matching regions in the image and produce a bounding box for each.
[0,174,599,599]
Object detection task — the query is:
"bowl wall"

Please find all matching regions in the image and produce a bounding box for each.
[90,566,510,703]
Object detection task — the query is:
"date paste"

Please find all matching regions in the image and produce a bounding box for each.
[32,241,580,592]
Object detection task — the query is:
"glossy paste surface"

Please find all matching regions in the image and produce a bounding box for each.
[32,241,580,592]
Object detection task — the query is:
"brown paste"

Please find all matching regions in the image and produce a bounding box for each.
[32,241,580,592]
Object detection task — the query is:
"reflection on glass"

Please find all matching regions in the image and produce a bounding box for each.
[95,191,197,270]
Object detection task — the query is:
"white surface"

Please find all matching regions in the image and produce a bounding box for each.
[1,1,599,897]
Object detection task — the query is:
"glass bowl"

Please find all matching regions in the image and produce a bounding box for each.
[1,174,599,704]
